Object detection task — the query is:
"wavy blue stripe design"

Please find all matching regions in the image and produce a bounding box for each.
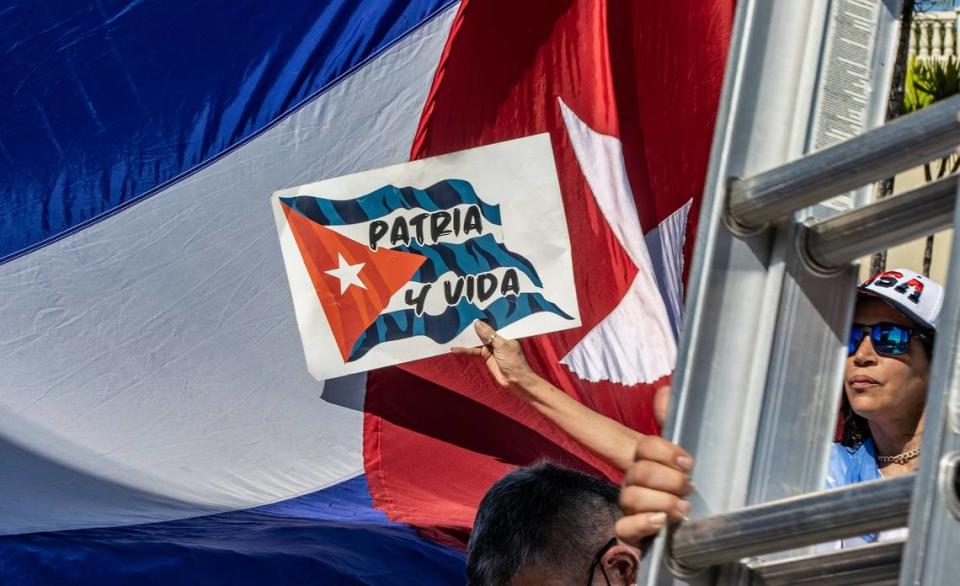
[280,179,501,226]
[0,475,466,584]
[0,0,455,263]
[397,234,543,286]
[349,293,573,361]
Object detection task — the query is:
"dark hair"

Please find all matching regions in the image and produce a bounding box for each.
[466,461,620,586]
[839,392,871,449]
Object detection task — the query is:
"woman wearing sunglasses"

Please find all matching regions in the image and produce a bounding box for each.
[607,264,945,552]
[825,268,943,548]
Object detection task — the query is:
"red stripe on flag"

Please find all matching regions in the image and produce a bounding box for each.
[363,0,733,542]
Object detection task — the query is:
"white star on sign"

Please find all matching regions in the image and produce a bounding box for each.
[324,253,367,294]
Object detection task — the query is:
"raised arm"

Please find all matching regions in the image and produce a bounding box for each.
[452,321,646,472]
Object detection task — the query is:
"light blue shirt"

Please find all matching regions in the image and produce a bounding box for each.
[824,438,897,548]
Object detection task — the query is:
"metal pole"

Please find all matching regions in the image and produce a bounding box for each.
[803,175,958,271]
[748,538,904,586]
[897,146,960,586]
[870,0,916,276]
[728,93,960,229]
[668,475,913,571]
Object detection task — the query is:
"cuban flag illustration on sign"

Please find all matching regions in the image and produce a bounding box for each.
[272,134,581,379]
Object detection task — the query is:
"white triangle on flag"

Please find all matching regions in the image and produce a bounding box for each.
[558,98,679,386]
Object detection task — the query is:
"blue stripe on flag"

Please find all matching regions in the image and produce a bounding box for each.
[399,234,543,286]
[349,293,573,361]
[0,475,466,585]
[0,0,456,264]
[280,179,502,226]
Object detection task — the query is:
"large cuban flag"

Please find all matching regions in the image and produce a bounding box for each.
[0,1,733,583]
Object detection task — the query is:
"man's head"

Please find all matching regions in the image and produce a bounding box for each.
[467,462,640,586]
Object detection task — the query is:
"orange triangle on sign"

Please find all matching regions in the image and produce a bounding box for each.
[282,203,426,361]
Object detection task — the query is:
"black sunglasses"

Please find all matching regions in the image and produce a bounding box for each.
[848,322,931,357]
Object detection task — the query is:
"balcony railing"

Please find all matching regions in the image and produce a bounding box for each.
[911,10,960,62]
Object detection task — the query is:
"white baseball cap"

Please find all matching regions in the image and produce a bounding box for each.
[858,268,944,333]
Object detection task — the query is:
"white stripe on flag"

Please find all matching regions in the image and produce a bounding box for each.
[0,5,458,535]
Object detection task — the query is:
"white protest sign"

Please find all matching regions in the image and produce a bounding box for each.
[272,133,580,380]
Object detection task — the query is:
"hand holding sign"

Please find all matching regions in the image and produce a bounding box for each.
[452,321,540,398]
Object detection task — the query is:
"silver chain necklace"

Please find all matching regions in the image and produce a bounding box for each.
[877,445,920,465]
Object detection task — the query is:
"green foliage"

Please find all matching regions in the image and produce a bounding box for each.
[902,55,960,114]
[902,56,960,181]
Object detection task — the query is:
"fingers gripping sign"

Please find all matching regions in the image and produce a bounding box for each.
[451,321,539,392]
[617,436,695,547]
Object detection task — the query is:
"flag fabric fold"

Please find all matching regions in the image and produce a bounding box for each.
[0,0,732,582]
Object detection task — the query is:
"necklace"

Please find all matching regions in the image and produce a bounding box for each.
[877,445,920,465]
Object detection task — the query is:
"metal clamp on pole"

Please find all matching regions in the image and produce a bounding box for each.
[727,94,960,230]
[748,538,904,586]
[801,175,959,273]
[667,475,913,573]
